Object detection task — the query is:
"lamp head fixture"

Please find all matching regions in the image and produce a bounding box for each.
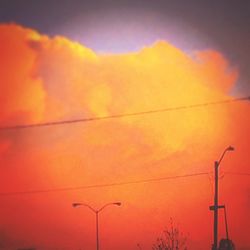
[227,146,234,151]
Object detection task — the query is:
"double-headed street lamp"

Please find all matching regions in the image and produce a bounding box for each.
[72,202,121,250]
[210,146,234,250]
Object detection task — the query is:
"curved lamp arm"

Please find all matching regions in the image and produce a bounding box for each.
[72,202,97,213]
[217,146,234,167]
[72,202,121,213]
[98,202,121,213]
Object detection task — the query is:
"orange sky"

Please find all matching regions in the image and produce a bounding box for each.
[0,24,249,250]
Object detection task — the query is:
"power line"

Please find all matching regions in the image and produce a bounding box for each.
[0,172,209,196]
[224,171,250,176]
[0,96,249,130]
[0,171,249,196]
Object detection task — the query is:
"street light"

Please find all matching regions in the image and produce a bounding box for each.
[217,146,234,166]
[211,146,234,250]
[72,202,121,250]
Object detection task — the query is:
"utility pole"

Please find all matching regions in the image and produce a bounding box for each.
[209,146,234,250]
[213,160,219,250]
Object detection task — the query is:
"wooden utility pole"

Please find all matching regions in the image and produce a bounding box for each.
[209,146,234,250]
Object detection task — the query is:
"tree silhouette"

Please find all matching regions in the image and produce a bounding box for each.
[152,218,188,250]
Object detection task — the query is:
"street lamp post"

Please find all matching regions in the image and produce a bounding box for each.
[210,146,234,250]
[72,202,121,250]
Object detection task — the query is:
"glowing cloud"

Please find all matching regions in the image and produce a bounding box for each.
[0,24,249,249]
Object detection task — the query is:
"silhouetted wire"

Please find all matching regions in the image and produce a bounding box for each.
[0,172,209,196]
[207,172,215,196]
[0,96,249,130]
[224,172,250,176]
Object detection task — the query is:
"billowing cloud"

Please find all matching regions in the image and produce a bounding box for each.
[0,24,249,250]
